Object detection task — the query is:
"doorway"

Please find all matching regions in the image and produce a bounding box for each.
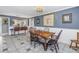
[1,17,9,35]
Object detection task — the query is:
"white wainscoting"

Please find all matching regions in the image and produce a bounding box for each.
[0,36,2,52]
[0,17,2,36]
[35,27,79,45]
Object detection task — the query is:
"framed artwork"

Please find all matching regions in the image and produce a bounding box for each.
[62,13,72,23]
[2,18,8,24]
[36,17,40,26]
[43,14,54,26]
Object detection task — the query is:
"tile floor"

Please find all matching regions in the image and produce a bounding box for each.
[1,32,79,53]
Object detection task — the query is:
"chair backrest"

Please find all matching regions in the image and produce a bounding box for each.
[77,32,79,41]
[56,30,63,41]
[48,30,62,45]
[29,31,37,39]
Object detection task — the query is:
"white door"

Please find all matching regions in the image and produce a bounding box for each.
[2,17,9,35]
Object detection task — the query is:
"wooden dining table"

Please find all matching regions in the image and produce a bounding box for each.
[30,30,55,51]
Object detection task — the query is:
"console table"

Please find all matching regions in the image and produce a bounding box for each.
[10,27,28,35]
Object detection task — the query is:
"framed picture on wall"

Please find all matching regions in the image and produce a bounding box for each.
[2,18,8,24]
[43,14,54,26]
[36,17,40,26]
[62,13,72,23]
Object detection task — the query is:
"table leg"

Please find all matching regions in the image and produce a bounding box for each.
[10,29,13,36]
[76,43,77,48]
[14,31,15,36]
[11,30,12,36]
[44,43,48,51]
[43,40,48,51]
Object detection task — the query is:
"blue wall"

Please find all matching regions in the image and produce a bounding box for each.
[54,6,79,29]
[34,7,79,29]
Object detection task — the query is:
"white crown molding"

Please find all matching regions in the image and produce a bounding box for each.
[30,6,76,18]
[0,6,76,18]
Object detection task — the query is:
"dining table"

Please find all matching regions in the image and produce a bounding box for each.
[30,29,55,51]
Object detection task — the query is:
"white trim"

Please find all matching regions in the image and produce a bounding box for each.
[29,6,76,18]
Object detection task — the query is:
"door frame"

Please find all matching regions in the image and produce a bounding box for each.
[0,16,9,36]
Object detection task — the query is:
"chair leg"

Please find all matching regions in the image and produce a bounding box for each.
[30,41,32,45]
[70,41,72,48]
[34,42,36,48]
[14,31,15,35]
[76,43,77,48]
[54,44,58,53]
[18,31,19,35]
[56,43,59,50]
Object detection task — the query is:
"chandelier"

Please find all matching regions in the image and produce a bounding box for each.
[36,6,43,12]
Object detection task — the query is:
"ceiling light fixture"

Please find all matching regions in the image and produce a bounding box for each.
[36,6,43,12]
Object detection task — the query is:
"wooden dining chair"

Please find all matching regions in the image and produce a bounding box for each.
[47,30,63,53]
[70,32,79,48]
[29,31,39,48]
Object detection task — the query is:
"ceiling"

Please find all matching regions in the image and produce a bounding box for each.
[0,6,75,18]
